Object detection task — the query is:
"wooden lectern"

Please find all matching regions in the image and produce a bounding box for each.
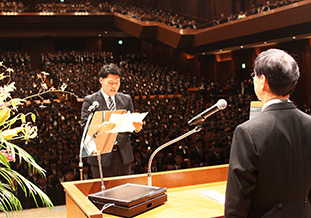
[62,164,228,218]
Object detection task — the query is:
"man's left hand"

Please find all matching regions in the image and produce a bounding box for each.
[133,121,143,132]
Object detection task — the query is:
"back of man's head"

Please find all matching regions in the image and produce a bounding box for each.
[254,48,300,96]
[99,63,121,79]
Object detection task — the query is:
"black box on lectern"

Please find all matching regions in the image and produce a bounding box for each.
[88,183,167,217]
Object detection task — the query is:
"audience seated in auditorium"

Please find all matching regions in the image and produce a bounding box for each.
[4,51,304,209]
[1,0,303,30]
[212,0,302,26]
[0,0,28,12]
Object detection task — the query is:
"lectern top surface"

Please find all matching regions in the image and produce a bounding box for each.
[88,183,167,207]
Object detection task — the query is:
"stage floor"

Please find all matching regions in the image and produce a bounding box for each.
[0,206,66,218]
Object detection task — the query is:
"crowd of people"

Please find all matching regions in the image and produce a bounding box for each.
[34,1,200,29]
[35,1,98,13]
[2,50,311,208]
[41,52,197,98]
[1,0,304,30]
[0,52,55,100]
[40,51,114,98]
[99,1,199,29]
[212,0,303,26]
[14,99,81,207]
[2,0,202,29]
[0,0,28,12]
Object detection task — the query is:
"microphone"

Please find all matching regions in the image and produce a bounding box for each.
[88,101,99,112]
[188,99,227,126]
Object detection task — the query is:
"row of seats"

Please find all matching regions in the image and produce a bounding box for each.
[2,51,309,208]
[2,0,302,29]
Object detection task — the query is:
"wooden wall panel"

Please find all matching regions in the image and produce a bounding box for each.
[86,38,102,52]
[199,55,217,83]
[214,0,233,17]
[216,60,234,86]
[277,40,311,105]
[233,49,255,71]
[184,0,200,18]
[141,40,200,76]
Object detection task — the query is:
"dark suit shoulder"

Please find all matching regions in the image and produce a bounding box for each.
[84,90,101,101]
[296,107,311,120]
[116,92,131,99]
[237,112,266,130]
[239,102,298,130]
[115,92,134,112]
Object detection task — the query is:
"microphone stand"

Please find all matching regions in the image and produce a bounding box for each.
[147,125,202,186]
[79,111,94,181]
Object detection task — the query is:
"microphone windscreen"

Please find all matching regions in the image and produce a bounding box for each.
[94,101,99,107]
[217,99,227,110]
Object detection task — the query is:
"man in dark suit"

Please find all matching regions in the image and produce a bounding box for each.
[189,136,207,166]
[81,63,142,178]
[225,49,311,217]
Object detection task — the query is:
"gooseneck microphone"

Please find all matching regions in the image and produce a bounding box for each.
[88,101,99,112]
[188,99,227,126]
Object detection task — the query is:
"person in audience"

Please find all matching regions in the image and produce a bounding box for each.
[55,167,75,205]
[174,153,187,170]
[2,51,267,208]
[36,175,58,206]
[237,10,247,19]
[189,136,207,167]
[206,144,226,166]
[74,162,93,180]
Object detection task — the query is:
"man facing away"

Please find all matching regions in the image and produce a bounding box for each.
[225,48,311,217]
[81,63,142,178]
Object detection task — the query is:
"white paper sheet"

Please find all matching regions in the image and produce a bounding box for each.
[84,134,97,156]
[107,112,148,133]
[200,190,225,205]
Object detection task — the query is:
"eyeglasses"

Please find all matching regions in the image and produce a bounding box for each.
[250,72,256,79]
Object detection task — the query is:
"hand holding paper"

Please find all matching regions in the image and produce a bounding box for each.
[133,121,143,132]
[97,122,116,135]
[82,110,148,157]
[106,112,148,133]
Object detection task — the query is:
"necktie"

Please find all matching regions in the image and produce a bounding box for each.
[108,97,115,111]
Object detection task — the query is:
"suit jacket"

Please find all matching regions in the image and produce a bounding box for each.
[225,102,311,218]
[189,146,207,164]
[81,90,134,167]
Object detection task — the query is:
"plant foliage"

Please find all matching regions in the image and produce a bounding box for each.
[0,61,74,214]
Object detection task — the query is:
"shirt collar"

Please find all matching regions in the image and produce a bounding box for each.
[262,98,290,111]
[100,89,115,103]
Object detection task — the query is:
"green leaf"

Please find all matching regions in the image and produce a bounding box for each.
[0,153,11,169]
[0,167,54,212]
[31,114,36,122]
[9,115,18,126]
[0,185,22,213]
[4,140,45,175]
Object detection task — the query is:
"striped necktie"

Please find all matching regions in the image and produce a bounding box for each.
[108,96,115,111]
